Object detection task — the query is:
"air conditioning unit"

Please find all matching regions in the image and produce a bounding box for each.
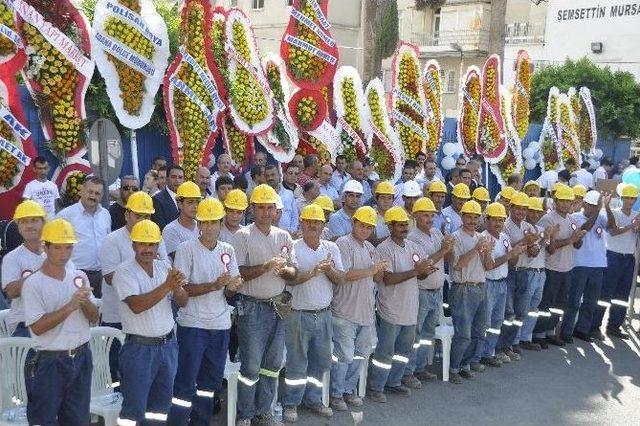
[591,42,603,54]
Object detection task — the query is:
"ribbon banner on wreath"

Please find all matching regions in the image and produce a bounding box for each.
[578,86,597,155]
[511,49,531,141]
[365,78,403,182]
[14,0,95,158]
[557,93,581,167]
[457,66,481,159]
[0,0,27,71]
[163,0,226,180]
[539,87,562,172]
[333,65,369,163]
[491,87,523,188]
[423,59,443,154]
[476,54,507,164]
[93,0,170,129]
[280,0,338,90]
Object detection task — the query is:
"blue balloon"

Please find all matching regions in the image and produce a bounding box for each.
[622,170,640,189]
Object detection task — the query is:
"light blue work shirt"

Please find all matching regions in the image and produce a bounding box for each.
[278,186,299,233]
[327,208,353,240]
[442,205,463,234]
[571,211,608,268]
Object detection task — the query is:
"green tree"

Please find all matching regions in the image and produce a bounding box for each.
[362,0,398,82]
[531,57,640,139]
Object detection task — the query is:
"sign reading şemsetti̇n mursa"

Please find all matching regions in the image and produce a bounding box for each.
[557,3,640,21]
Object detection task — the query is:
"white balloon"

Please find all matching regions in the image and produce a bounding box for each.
[527,141,540,152]
[593,148,603,160]
[588,159,599,170]
[442,143,457,157]
[524,158,537,170]
[522,147,535,160]
[441,156,456,170]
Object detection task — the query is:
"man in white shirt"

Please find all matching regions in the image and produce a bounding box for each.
[208,153,235,195]
[100,191,169,383]
[113,219,188,425]
[22,156,59,220]
[232,184,297,426]
[168,198,243,426]
[245,151,267,195]
[162,181,202,257]
[282,204,345,422]
[570,161,595,189]
[319,164,340,209]
[393,161,418,206]
[1,200,47,337]
[265,164,300,235]
[593,184,640,340]
[592,158,612,185]
[56,176,111,297]
[442,183,470,234]
[22,218,99,425]
[330,155,350,193]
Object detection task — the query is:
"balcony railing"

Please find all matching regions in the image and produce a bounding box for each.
[410,29,490,52]
[504,22,545,45]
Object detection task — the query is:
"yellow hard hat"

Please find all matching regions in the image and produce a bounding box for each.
[224,189,248,211]
[13,200,46,220]
[527,197,544,212]
[42,218,77,244]
[572,184,587,198]
[499,186,515,201]
[485,202,507,218]
[523,180,540,190]
[472,187,490,202]
[451,183,471,199]
[176,181,202,199]
[250,184,278,204]
[412,197,436,214]
[460,200,482,215]
[551,182,562,193]
[314,195,334,212]
[130,219,162,243]
[510,191,529,208]
[620,183,639,198]
[197,198,225,221]
[352,206,377,226]
[384,206,410,223]
[300,203,325,222]
[554,183,575,201]
[125,191,155,214]
[428,180,447,194]
[375,181,395,195]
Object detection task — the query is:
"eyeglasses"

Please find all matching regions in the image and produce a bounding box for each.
[122,186,139,191]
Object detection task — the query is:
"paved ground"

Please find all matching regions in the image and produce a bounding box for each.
[286,329,640,426]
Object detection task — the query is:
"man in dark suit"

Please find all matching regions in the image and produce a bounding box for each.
[152,165,184,230]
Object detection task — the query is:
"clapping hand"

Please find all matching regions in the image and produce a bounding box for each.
[442,235,456,253]
[372,260,390,275]
[70,287,91,309]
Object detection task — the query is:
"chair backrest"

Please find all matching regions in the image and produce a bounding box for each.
[0,337,34,411]
[89,327,125,399]
[0,309,10,338]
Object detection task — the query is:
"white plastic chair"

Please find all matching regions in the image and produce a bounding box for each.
[0,337,33,425]
[434,324,454,382]
[89,327,124,426]
[223,355,241,426]
[0,310,10,338]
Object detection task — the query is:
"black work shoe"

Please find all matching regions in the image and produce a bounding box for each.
[560,334,574,344]
[480,356,502,367]
[520,341,542,351]
[459,369,475,379]
[449,373,463,384]
[385,385,411,396]
[533,337,549,349]
[573,331,594,343]
[511,344,523,355]
[590,329,606,341]
[606,328,630,340]
[546,335,566,346]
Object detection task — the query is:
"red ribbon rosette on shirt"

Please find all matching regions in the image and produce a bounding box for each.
[73,275,84,289]
[412,253,420,263]
[21,269,33,278]
[221,252,231,272]
[280,0,338,90]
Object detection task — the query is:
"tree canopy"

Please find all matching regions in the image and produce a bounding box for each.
[530,57,640,140]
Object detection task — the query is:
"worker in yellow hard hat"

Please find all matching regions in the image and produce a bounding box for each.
[403,197,455,384]
[368,206,433,400]
[168,197,242,425]
[163,181,202,257]
[281,203,343,421]
[100,191,170,383]
[523,180,541,198]
[497,186,515,210]
[427,180,448,233]
[21,217,99,424]
[231,183,297,424]
[314,194,335,222]
[2,200,47,337]
[330,205,389,408]
[442,183,471,234]
[593,183,640,340]
[112,219,187,425]
[572,184,587,213]
[533,183,585,347]
[220,189,249,243]
[372,181,395,245]
[447,200,494,383]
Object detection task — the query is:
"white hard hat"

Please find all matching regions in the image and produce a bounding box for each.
[275,194,283,210]
[402,180,422,197]
[343,180,364,194]
[583,190,600,206]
